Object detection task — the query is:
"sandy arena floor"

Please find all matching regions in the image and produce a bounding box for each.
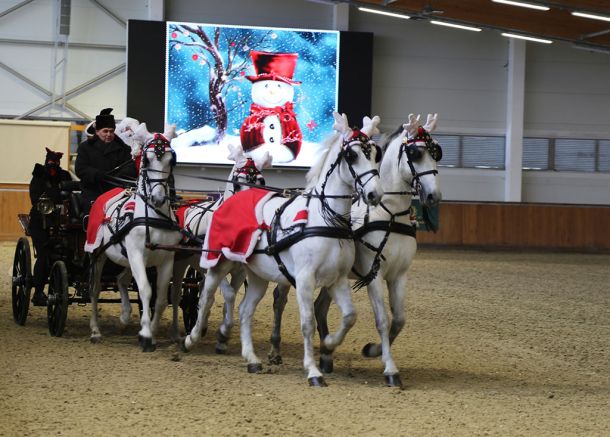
[0,240,608,436]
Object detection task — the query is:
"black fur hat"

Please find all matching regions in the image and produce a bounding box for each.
[95,108,116,130]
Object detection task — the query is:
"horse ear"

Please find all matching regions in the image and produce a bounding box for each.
[332,112,351,137]
[424,113,438,133]
[163,123,177,140]
[405,113,420,137]
[256,151,273,169]
[227,144,248,167]
[361,115,381,137]
[133,123,153,147]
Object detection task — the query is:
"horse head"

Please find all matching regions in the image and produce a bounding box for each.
[333,112,384,206]
[398,113,442,207]
[227,143,271,194]
[139,132,176,208]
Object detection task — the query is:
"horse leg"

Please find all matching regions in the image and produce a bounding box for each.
[89,255,106,343]
[238,273,268,373]
[130,254,155,352]
[150,259,173,344]
[268,283,290,365]
[116,267,133,332]
[314,287,333,373]
[214,266,244,353]
[169,258,188,342]
[294,273,327,387]
[183,261,233,351]
[320,278,357,371]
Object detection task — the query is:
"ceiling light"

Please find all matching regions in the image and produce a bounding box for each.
[492,0,549,11]
[358,7,410,20]
[571,11,610,23]
[501,32,553,44]
[430,20,481,32]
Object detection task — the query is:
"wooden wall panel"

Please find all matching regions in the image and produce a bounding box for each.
[0,184,30,241]
[1,192,609,251]
[417,202,610,251]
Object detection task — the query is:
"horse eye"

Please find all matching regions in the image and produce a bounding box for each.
[407,145,422,161]
[344,147,357,164]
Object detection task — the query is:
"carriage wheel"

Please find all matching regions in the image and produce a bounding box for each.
[12,237,32,325]
[180,266,203,334]
[47,261,69,337]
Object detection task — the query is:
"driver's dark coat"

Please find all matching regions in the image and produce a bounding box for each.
[75,135,137,210]
[28,163,72,234]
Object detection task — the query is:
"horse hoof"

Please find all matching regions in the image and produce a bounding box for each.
[385,374,403,389]
[268,355,283,365]
[215,345,227,355]
[216,329,229,344]
[319,356,334,374]
[90,335,102,344]
[362,342,380,358]
[179,338,190,353]
[141,338,156,352]
[247,363,263,373]
[308,376,328,387]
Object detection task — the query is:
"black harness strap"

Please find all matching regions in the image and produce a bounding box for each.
[353,220,417,240]
[351,220,417,290]
[92,216,181,261]
[257,226,354,287]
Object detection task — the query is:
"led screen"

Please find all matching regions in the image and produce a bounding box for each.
[165,21,340,167]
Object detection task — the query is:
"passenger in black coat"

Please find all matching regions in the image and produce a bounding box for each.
[75,108,137,214]
[28,148,72,306]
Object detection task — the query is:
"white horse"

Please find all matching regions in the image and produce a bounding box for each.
[170,144,272,346]
[277,113,442,388]
[182,112,384,386]
[87,125,181,351]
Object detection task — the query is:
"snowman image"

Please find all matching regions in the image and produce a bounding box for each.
[240,51,303,164]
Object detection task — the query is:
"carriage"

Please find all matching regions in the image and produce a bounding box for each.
[10,179,200,337]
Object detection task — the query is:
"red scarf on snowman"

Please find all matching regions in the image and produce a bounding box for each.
[240,101,303,159]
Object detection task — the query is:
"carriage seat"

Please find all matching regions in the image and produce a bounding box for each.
[59,180,84,225]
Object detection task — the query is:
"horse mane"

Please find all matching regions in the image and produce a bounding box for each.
[379,125,403,152]
[305,131,341,190]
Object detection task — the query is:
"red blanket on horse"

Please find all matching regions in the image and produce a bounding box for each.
[200,188,275,268]
[84,188,129,252]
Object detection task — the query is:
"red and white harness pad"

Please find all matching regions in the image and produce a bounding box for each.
[200,188,276,268]
[84,188,132,253]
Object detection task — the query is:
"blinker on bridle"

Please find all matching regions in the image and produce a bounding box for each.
[402,126,442,163]
[343,129,381,163]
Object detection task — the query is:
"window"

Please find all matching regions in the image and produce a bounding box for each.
[462,136,505,169]
[554,139,596,172]
[522,137,549,170]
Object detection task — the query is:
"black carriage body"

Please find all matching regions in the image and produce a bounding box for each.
[13,182,143,336]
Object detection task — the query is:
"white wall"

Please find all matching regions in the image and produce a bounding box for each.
[1,0,609,205]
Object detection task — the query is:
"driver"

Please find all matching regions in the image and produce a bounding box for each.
[28,148,72,306]
[75,108,138,215]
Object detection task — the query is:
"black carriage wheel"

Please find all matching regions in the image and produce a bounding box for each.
[12,237,32,325]
[180,266,203,334]
[47,261,69,337]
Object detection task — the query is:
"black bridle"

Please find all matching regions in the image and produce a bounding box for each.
[304,129,380,228]
[264,129,381,286]
[137,136,179,245]
[398,126,441,194]
[352,126,442,289]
